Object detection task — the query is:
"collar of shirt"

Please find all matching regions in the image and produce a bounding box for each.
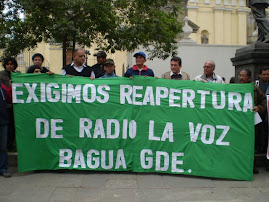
[170,71,182,77]
[132,65,148,71]
[71,62,87,72]
[105,73,115,76]
[201,72,217,81]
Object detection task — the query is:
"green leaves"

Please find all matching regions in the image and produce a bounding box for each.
[1,0,183,59]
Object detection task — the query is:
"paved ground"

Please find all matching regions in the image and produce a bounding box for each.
[1,166,269,202]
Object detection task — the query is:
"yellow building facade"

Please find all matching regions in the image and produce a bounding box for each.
[187,0,249,45]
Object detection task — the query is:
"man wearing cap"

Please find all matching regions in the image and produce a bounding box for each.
[161,56,190,80]
[124,51,154,77]
[92,51,107,78]
[62,49,94,77]
[100,59,119,78]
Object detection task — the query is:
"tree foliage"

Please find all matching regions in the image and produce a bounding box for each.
[0,0,184,60]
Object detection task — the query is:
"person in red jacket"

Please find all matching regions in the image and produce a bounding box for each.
[124,52,154,77]
[0,81,12,178]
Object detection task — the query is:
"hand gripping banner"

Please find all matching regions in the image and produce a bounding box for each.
[12,73,255,180]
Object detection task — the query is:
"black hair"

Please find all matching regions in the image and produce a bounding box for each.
[32,53,44,62]
[27,65,41,73]
[240,69,251,77]
[229,76,235,83]
[260,67,269,74]
[171,56,182,65]
[3,57,18,70]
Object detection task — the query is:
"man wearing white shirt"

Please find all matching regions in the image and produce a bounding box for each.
[195,60,224,83]
[62,49,95,77]
[161,56,190,80]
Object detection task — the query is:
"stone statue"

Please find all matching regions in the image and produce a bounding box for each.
[247,0,269,43]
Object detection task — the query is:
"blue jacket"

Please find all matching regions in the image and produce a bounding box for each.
[124,65,154,77]
[100,73,119,78]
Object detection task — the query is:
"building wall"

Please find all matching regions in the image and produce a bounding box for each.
[187,0,249,45]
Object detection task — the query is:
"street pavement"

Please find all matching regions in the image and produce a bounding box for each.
[1,165,269,202]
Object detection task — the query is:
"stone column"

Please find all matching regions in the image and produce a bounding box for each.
[231,42,269,82]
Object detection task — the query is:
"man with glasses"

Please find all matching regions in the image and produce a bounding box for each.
[195,60,224,83]
[238,69,266,115]
[238,69,266,174]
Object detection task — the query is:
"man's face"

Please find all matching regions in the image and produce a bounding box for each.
[260,70,269,82]
[73,50,86,66]
[33,56,43,67]
[33,68,41,73]
[135,55,146,66]
[203,61,215,76]
[170,60,181,74]
[104,64,115,74]
[5,61,15,72]
[238,70,251,83]
[97,57,106,65]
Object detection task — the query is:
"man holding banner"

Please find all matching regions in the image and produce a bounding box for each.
[161,56,190,80]
[0,81,12,178]
[238,69,266,174]
[62,49,94,78]
[11,70,258,180]
[255,68,269,154]
[124,52,154,77]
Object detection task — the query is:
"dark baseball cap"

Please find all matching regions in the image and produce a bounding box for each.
[93,51,107,58]
[133,51,146,59]
[104,59,115,66]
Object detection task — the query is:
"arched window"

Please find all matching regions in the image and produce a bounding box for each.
[201,30,209,44]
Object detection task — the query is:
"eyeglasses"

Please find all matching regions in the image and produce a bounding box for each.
[238,74,248,78]
[203,66,213,69]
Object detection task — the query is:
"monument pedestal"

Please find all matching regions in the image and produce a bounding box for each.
[231,41,269,82]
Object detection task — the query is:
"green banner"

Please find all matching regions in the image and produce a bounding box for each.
[12,73,254,180]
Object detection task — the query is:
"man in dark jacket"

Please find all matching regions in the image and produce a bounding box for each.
[0,57,18,151]
[238,69,266,174]
[91,51,107,78]
[255,68,269,154]
[0,81,12,178]
[255,68,269,93]
[124,51,154,77]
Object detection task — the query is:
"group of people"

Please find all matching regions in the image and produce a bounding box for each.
[59,49,226,83]
[0,49,268,177]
